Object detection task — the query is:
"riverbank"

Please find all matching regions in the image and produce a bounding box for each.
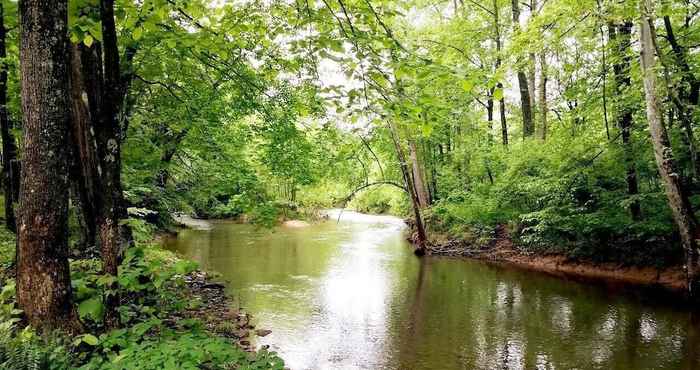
[173,205,324,230]
[0,216,285,369]
[158,219,281,350]
[423,225,689,294]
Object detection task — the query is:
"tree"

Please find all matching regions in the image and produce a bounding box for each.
[609,20,641,220]
[16,0,79,332]
[494,0,508,146]
[662,14,700,185]
[511,0,534,138]
[639,0,699,294]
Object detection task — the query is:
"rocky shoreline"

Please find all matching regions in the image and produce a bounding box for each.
[170,270,273,353]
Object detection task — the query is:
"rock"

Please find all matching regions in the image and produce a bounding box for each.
[255,329,272,337]
[235,329,250,338]
[240,340,251,346]
[203,282,226,289]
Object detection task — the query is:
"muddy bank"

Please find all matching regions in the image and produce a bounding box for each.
[423,226,689,294]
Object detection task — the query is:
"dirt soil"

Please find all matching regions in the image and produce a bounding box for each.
[426,225,689,293]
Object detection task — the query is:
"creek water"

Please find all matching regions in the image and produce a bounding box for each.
[163,210,700,370]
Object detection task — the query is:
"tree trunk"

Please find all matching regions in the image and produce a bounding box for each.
[16,0,80,332]
[639,0,699,295]
[538,53,548,140]
[155,129,188,189]
[69,43,99,253]
[511,0,534,138]
[662,15,700,185]
[389,123,427,255]
[494,0,508,146]
[0,3,18,232]
[409,140,430,208]
[528,0,538,123]
[96,0,135,327]
[609,21,642,221]
[487,92,494,140]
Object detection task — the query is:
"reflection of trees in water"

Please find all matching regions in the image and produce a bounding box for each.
[393,260,698,369]
[168,224,700,370]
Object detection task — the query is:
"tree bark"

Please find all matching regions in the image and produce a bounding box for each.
[69,43,99,253]
[389,123,427,255]
[0,3,18,232]
[95,0,135,327]
[538,52,548,140]
[511,0,534,138]
[609,21,642,221]
[639,0,699,295]
[494,0,508,146]
[409,140,430,208]
[528,0,538,122]
[16,0,80,332]
[662,15,700,185]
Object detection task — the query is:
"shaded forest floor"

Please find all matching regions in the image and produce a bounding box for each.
[425,225,689,294]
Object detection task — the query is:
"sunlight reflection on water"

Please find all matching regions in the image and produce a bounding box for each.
[165,211,700,370]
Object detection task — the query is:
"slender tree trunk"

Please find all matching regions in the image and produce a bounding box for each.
[511,0,534,138]
[96,0,133,327]
[155,129,188,189]
[389,123,427,255]
[538,53,548,140]
[487,92,494,138]
[662,15,700,185]
[609,21,642,220]
[0,3,17,233]
[494,0,508,146]
[16,0,80,332]
[528,0,538,122]
[639,0,699,294]
[409,140,430,208]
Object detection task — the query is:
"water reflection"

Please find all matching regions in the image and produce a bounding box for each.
[164,211,700,370]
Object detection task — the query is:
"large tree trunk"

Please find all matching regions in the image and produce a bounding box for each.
[639,0,699,295]
[69,43,101,255]
[0,3,18,232]
[609,21,642,221]
[511,0,534,138]
[16,0,80,332]
[66,0,132,328]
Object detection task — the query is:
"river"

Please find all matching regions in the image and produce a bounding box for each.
[163,210,700,370]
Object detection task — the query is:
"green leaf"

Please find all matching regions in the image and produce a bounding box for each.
[493,88,504,101]
[460,79,474,92]
[78,297,104,321]
[80,334,99,346]
[133,27,143,41]
[83,34,94,47]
